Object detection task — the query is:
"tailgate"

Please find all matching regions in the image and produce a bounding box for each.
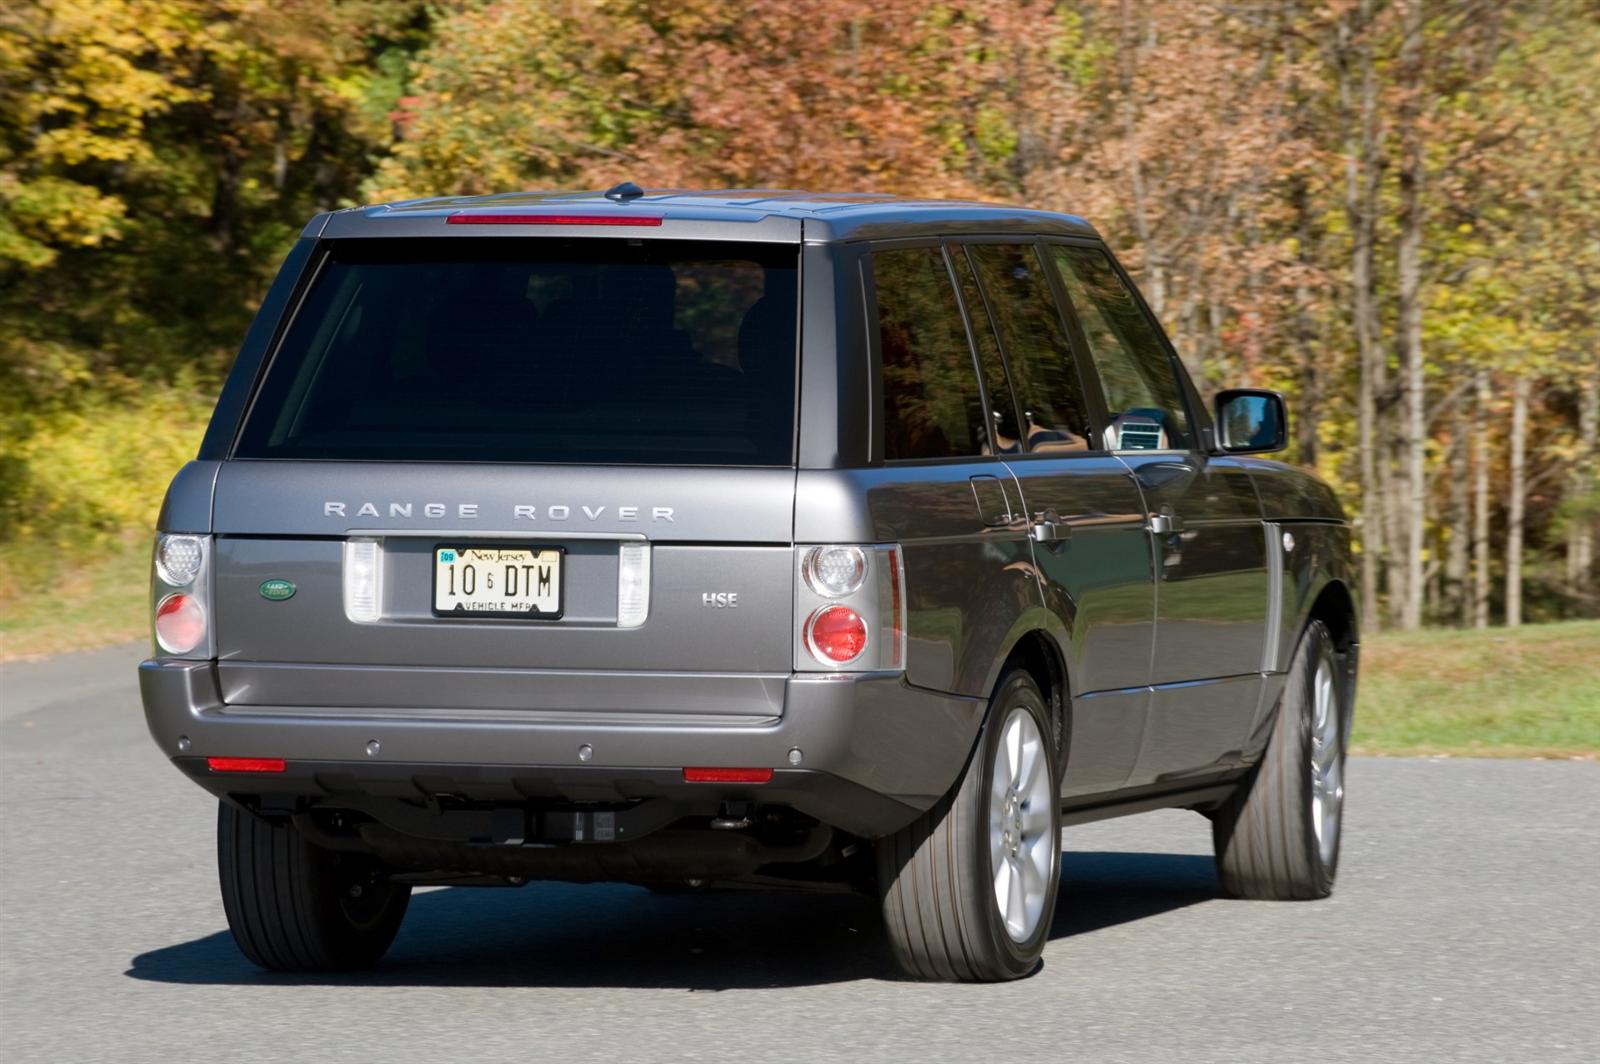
[211,462,796,706]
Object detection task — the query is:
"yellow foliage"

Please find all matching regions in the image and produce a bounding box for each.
[1,383,211,545]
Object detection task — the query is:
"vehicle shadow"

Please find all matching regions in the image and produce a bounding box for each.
[125,850,1218,989]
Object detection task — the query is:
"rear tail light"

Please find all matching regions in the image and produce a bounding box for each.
[151,533,212,658]
[343,538,383,622]
[616,542,651,628]
[805,604,869,664]
[794,544,905,672]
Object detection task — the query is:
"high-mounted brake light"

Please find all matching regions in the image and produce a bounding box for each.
[207,757,287,774]
[683,767,773,784]
[446,214,663,227]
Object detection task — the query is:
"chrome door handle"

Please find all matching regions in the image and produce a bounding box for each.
[1147,513,1185,535]
[1030,520,1071,544]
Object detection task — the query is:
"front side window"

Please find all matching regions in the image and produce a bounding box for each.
[964,243,1092,453]
[1049,245,1193,452]
[872,247,987,461]
[235,238,797,465]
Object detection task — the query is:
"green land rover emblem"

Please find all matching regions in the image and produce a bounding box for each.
[258,579,296,602]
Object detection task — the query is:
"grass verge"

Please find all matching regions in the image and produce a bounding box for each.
[1351,619,1600,759]
[0,536,151,661]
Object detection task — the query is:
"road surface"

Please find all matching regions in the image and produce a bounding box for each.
[2,643,1597,1063]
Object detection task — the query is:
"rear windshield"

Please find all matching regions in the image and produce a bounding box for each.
[235,239,798,465]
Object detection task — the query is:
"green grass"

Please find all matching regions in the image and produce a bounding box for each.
[0,536,152,661]
[2,544,1596,759]
[1351,620,1600,759]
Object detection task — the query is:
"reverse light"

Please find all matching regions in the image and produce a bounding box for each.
[446,213,663,227]
[683,767,773,784]
[343,538,383,623]
[155,534,204,586]
[207,757,287,774]
[154,593,206,654]
[805,605,869,664]
[616,542,651,628]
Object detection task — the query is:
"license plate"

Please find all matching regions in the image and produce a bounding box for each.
[432,545,563,618]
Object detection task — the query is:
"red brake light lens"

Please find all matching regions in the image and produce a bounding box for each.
[207,757,287,774]
[805,604,869,665]
[682,767,774,783]
[154,592,206,654]
[446,213,662,227]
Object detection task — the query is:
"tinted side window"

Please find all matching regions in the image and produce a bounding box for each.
[873,248,986,461]
[1049,245,1193,451]
[965,244,1092,453]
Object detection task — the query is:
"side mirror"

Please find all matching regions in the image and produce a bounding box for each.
[1213,389,1287,454]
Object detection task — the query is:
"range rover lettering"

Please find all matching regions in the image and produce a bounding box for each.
[140,186,1358,982]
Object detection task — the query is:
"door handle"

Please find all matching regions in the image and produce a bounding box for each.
[1146,512,1185,535]
[1030,519,1071,544]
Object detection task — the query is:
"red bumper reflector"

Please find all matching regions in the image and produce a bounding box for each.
[446,213,663,227]
[207,757,287,774]
[682,767,773,784]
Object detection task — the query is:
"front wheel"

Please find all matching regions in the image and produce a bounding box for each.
[877,669,1061,981]
[1212,619,1349,899]
[217,802,411,971]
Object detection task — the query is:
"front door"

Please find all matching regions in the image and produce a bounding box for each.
[1047,243,1270,786]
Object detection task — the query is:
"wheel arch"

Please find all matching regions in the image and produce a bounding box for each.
[988,625,1070,769]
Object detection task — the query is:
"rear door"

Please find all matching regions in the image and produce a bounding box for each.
[1046,242,1269,785]
[952,240,1156,797]
[858,243,1038,698]
[210,236,801,713]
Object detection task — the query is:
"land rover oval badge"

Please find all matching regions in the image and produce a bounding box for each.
[259,579,296,602]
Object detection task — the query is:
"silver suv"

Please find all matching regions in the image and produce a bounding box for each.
[141,187,1358,982]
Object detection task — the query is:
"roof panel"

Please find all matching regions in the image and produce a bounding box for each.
[322,188,1099,243]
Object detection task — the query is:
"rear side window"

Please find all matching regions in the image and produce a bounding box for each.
[872,247,987,461]
[965,244,1093,453]
[1049,245,1193,451]
[235,239,798,465]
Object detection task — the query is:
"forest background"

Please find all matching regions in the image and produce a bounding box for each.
[2,0,1596,643]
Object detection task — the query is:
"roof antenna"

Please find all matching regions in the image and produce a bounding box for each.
[604,181,645,203]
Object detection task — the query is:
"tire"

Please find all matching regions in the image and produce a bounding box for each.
[1212,619,1349,900]
[217,802,411,972]
[877,669,1061,981]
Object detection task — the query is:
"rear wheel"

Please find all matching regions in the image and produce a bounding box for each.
[877,669,1061,981]
[1212,620,1348,899]
[217,802,411,971]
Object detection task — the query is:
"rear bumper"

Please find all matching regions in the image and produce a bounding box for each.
[139,660,985,837]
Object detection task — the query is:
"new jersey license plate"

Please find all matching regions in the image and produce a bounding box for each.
[433,545,563,618]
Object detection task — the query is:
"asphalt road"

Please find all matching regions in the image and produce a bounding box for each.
[2,644,1597,1064]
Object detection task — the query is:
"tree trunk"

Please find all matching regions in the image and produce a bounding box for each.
[1395,0,1427,630]
[1343,0,1383,633]
[1506,376,1530,628]
[1473,371,1492,628]
[1567,371,1598,598]
[1447,403,1469,623]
